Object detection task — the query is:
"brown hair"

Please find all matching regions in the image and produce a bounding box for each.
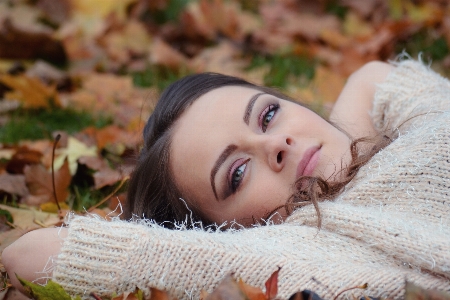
[124,73,394,228]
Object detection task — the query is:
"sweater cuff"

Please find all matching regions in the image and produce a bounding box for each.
[53,216,151,299]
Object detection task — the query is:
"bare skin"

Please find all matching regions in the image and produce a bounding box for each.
[2,61,393,295]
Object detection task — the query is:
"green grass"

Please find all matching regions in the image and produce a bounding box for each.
[395,28,450,61]
[139,0,191,25]
[325,0,349,20]
[248,53,316,89]
[0,108,112,144]
[132,65,191,90]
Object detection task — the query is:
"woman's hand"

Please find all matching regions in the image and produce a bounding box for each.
[2,227,67,295]
[330,61,393,139]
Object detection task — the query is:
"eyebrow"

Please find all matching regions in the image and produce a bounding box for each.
[210,92,266,200]
[243,92,265,125]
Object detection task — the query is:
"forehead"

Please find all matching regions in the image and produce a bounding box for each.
[169,85,260,196]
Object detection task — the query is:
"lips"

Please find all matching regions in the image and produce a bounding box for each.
[296,146,321,178]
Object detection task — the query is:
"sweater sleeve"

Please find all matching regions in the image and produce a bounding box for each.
[52,215,449,300]
[372,59,450,132]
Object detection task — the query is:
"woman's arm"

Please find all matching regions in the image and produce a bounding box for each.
[2,227,67,295]
[329,61,393,139]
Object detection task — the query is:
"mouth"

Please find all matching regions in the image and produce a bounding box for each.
[296,145,321,178]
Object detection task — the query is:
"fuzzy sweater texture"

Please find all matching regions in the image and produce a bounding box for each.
[53,60,450,299]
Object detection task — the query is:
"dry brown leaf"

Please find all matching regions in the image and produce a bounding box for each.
[0,174,28,198]
[100,20,152,64]
[0,204,59,252]
[0,15,66,64]
[78,155,124,189]
[190,41,248,79]
[23,158,71,206]
[341,0,383,18]
[405,281,450,300]
[94,125,128,151]
[150,38,189,69]
[93,168,122,190]
[281,13,341,41]
[6,146,43,174]
[204,276,247,300]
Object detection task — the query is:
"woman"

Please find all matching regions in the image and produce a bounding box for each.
[3,59,450,299]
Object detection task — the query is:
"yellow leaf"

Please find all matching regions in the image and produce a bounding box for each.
[388,0,403,20]
[40,202,69,213]
[54,137,97,175]
[72,0,136,21]
[0,75,61,109]
[405,2,442,25]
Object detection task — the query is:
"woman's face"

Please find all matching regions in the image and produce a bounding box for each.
[170,86,351,226]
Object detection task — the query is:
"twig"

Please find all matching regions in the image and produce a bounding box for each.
[51,134,61,213]
[88,176,129,212]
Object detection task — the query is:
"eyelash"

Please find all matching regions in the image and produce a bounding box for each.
[259,103,280,132]
[227,103,280,194]
[228,158,250,193]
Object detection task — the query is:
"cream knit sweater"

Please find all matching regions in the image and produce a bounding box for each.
[53,60,450,299]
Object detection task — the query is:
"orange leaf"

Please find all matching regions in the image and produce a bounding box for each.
[238,278,266,300]
[264,268,280,300]
[150,287,172,300]
[0,74,61,109]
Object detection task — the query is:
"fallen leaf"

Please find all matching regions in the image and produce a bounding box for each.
[78,155,124,189]
[100,20,152,64]
[150,38,189,69]
[54,137,97,175]
[17,276,73,300]
[40,201,70,213]
[149,287,171,300]
[0,74,61,109]
[0,16,66,64]
[24,158,71,206]
[6,146,43,174]
[204,275,247,300]
[264,268,280,300]
[405,281,450,300]
[93,168,122,189]
[0,173,28,197]
[0,149,15,160]
[237,279,266,300]
[0,204,59,252]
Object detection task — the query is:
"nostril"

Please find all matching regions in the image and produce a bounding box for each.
[286,138,292,145]
[277,152,282,164]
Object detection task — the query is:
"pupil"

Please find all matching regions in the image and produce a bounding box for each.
[234,167,243,182]
[265,111,273,125]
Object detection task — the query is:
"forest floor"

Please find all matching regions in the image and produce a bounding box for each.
[1,0,450,299]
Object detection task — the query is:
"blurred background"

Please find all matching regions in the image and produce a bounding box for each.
[0,0,450,257]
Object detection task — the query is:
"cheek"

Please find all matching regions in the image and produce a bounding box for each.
[238,174,291,221]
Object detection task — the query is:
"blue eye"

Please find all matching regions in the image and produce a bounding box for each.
[231,162,247,192]
[261,104,279,132]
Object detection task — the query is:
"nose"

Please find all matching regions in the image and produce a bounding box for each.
[253,134,293,172]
